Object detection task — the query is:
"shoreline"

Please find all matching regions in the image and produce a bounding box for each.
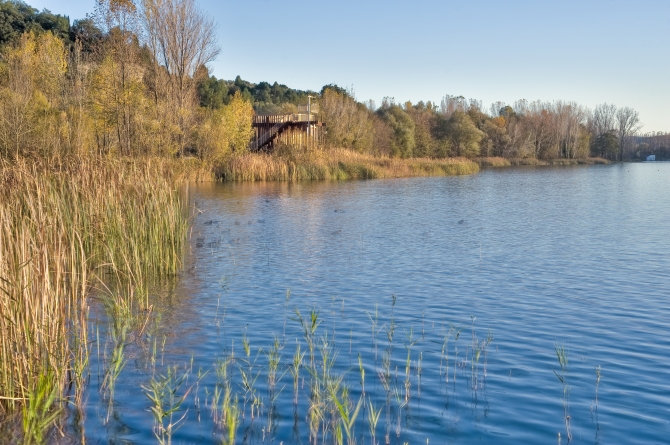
[477,156,611,167]
[213,148,480,181]
[204,151,614,182]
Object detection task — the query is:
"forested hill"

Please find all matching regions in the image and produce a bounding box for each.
[197,74,324,114]
[0,0,89,46]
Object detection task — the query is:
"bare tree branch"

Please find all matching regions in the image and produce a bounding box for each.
[616,107,641,161]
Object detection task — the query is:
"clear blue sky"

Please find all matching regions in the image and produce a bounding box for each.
[29,0,670,132]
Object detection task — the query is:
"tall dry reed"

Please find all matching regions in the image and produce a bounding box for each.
[218,148,480,181]
[0,157,190,427]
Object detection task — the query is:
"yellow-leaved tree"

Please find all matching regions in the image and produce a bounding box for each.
[89,55,148,155]
[0,31,67,159]
[90,0,148,155]
[195,92,253,162]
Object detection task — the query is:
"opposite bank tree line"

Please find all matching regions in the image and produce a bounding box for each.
[1,0,668,165]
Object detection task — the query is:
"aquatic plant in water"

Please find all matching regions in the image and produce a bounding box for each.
[142,364,195,445]
[554,342,571,442]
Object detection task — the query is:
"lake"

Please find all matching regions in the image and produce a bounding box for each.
[77,162,670,444]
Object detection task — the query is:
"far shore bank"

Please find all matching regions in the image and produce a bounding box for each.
[476,156,611,167]
[212,148,480,181]
[201,150,615,182]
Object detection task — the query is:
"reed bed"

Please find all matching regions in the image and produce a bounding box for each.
[479,157,611,167]
[218,148,480,181]
[477,157,512,167]
[0,157,190,436]
[148,156,217,183]
[505,157,611,166]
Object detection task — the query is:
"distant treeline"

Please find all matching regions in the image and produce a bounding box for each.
[1,0,667,162]
[633,132,670,160]
[287,86,666,161]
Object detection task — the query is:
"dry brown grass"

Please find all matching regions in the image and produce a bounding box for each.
[150,156,217,182]
[217,148,479,181]
[581,157,611,165]
[477,157,512,167]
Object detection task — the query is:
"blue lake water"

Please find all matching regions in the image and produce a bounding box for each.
[79,162,670,444]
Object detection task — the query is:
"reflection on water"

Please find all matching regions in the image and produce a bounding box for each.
[74,163,670,444]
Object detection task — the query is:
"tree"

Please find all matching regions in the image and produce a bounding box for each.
[320,83,351,98]
[377,104,415,158]
[616,107,641,161]
[63,39,96,156]
[498,105,516,120]
[92,0,143,155]
[89,53,147,155]
[194,91,253,161]
[221,92,253,154]
[70,18,104,52]
[592,131,618,159]
[371,114,392,156]
[430,113,451,158]
[446,110,483,158]
[405,102,439,157]
[591,103,617,137]
[0,0,27,46]
[521,101,555,159]
[320,87,373,152]
[552,101,587,159]
[480,116,510,157]
[440,94,468,118]
[34,8,70,40]
[0,1,71,47]
[0,31,67,158]
[197,73,228,109]
[142,0,219,154]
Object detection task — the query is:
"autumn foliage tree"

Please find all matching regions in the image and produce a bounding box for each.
[320,87,373,152]
[445,111,483,158]
[90,0,145,155]
[142,0,219,155]
[0,0,248,162]
[0,31,67,159]
[194,91,253,162]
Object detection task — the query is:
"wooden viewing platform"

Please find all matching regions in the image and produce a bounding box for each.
[250,112,326,151]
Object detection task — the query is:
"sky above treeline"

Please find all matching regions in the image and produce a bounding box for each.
[28,0,670,132]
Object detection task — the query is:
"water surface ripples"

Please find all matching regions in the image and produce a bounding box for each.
[83,163,670,444]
